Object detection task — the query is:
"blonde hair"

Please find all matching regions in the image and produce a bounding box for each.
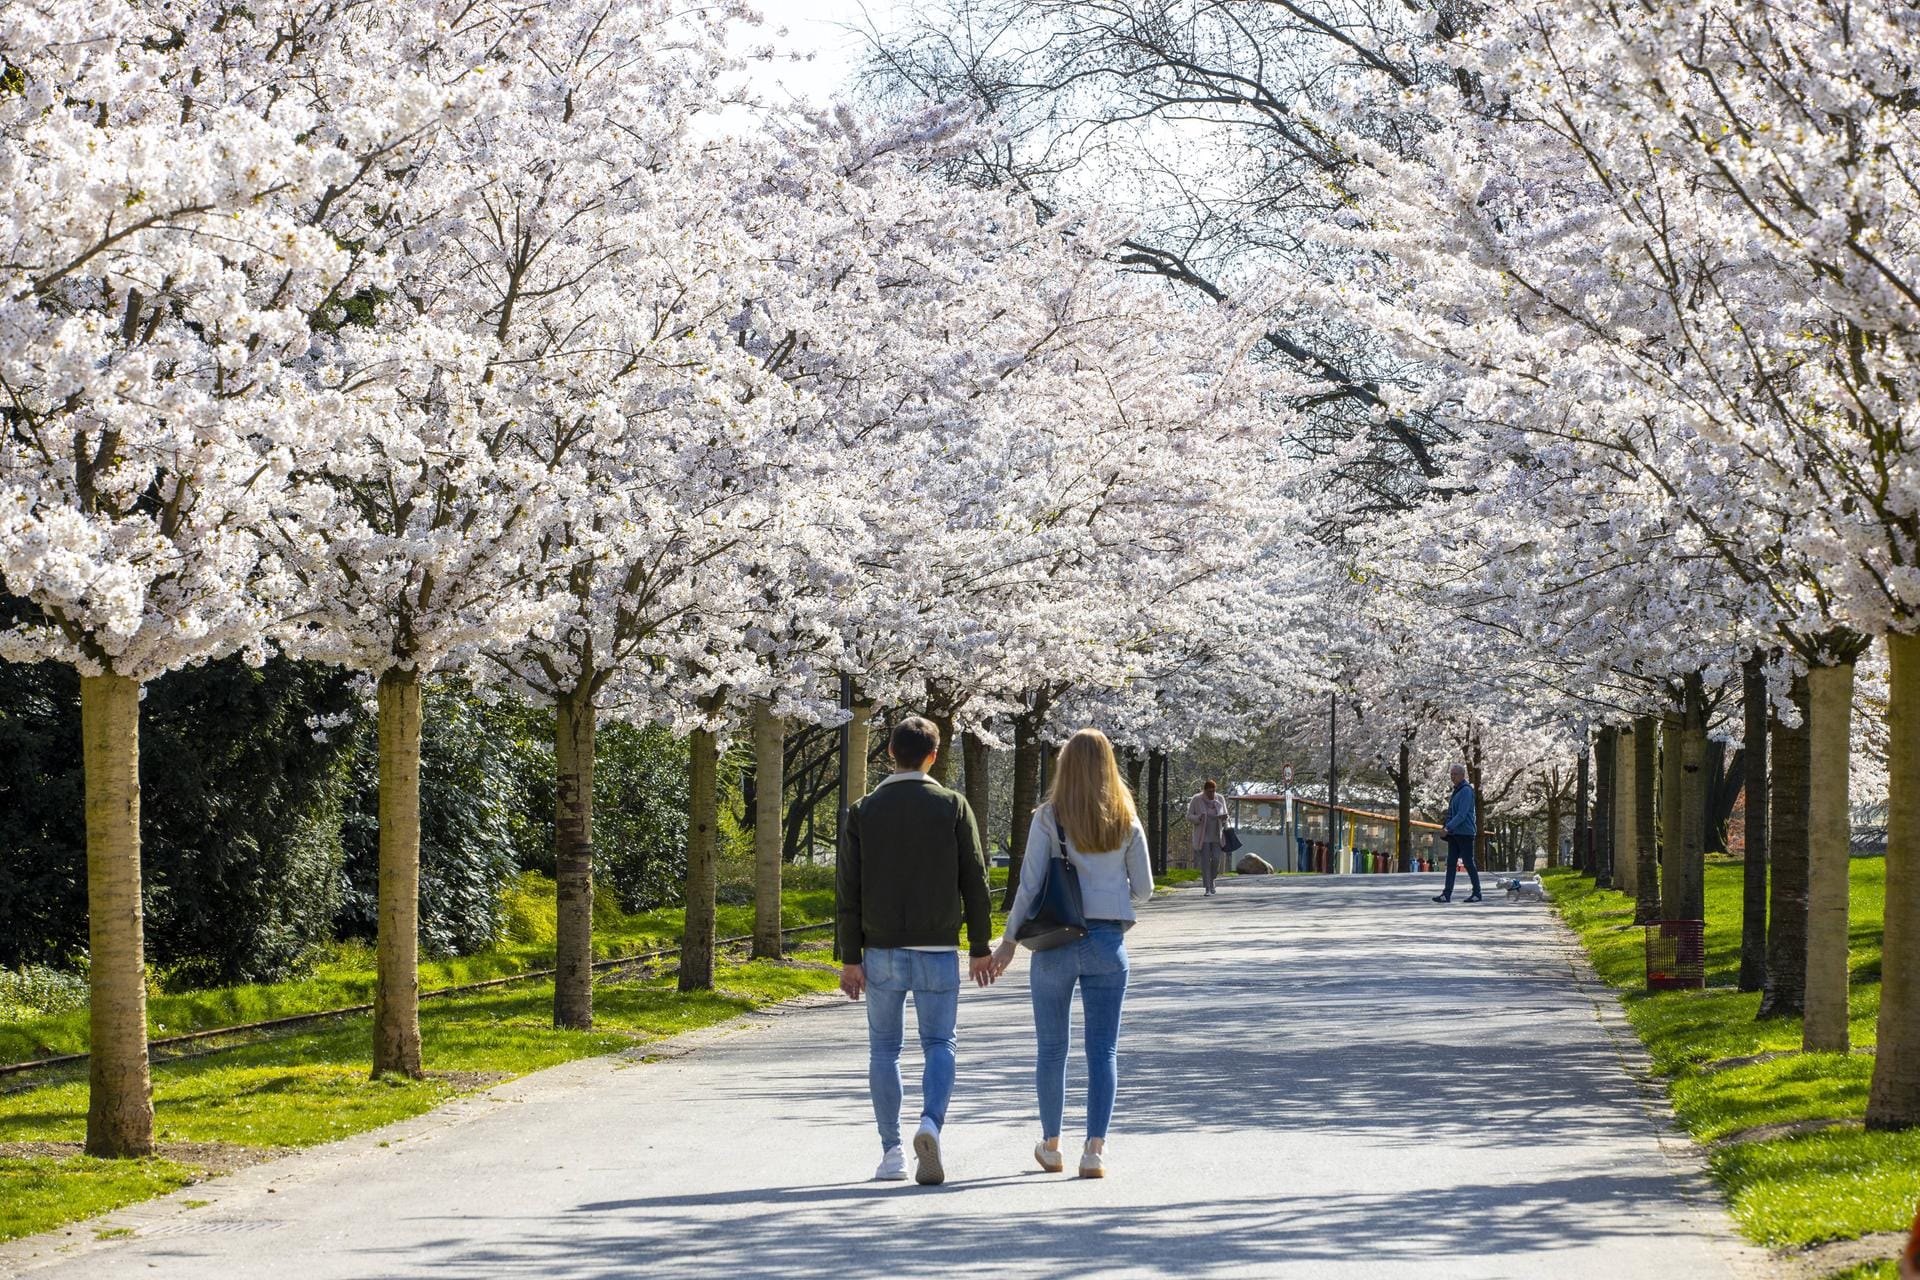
[1047,728,1137,853]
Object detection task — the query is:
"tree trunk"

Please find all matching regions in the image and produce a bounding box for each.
[1739,653,1770,994]
[1634,715,1660,924]
[1614,724,1639,899]
[680,724,719,992]
[372,668,424,1079]
[1145,747,1165,875]
[553,686,596,1029]
[928,709,954,785]
[1594,726,1615,887]
[1678,672,1709,921]
[1125,746,1144,815]
[846,701,873,805]
[961,731,991,848]
[1803,659,1855,1054]
[1659,712,1685,919]
[1759,675,1810,1020]
[751,700,785,961]
[1002,711,1042,909]
[1546,788,1562,872]
[1396,738,1413,873]
[1574,739,1590,874]
[82,673,153,1157]
[1867,632,1919,1128]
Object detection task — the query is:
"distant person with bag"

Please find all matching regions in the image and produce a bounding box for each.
[837,716,997,1186]
[1186,779,1231,895]
[1433,763,1483,904]
[991,728,1153,1178]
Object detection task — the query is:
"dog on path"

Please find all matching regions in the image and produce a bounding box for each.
[1503,877,1547,903]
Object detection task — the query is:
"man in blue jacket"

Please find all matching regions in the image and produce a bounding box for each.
[1433,763,1483,904]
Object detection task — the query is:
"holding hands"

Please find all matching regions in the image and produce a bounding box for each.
[990,938,1018,979]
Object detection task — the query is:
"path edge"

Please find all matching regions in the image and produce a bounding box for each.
[0,991,846,1279]
[1542,905,1775,1279]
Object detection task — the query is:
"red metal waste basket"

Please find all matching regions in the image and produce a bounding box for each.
[1646,920,1706,991]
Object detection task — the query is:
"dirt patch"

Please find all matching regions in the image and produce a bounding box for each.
[1699,1046,1875,1074]
[1708,1117,1858,1149]
[422,1070,514,1092]
[1768,1231,1908,1279]
[0,1140,287,1176]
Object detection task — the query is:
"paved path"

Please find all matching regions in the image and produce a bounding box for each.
[8,877,1764,1279]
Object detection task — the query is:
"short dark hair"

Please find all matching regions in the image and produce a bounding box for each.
[889,716,941,765]
[1204,778,1219,790]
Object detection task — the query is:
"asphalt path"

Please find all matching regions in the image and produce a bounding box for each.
[4,875,1764,1279]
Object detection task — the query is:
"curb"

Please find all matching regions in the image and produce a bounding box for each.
[0,988,841,1279]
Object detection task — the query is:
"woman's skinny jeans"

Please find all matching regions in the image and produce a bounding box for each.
[1029,921,1130,1140]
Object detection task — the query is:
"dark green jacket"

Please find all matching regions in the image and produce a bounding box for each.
[838,774,993,963]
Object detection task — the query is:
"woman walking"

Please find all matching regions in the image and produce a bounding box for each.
[991,729,1153,1178]
[1187,779,1230,895]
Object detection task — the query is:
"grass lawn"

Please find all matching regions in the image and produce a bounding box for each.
[1546,860,1920,1257]
[0,865,1041,1245]
[0,878,839,1064]
[0,959,839,1243]
[0,871,858,1245]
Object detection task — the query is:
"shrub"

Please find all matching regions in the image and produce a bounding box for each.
[337,681,526,957]
[0,646,358,983]
[0,965,90,1020]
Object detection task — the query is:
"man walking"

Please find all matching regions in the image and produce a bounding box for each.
[1187,779,1230,896]
[837,715,996,1185]
[1433,763,1483,904]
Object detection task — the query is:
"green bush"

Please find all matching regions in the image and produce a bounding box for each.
[0,966,89,1020]
[497,872,558,948]
[0,647,358,983]
[337,681,526,957]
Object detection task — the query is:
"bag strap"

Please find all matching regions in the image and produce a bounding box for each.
[1052,806,1069,860]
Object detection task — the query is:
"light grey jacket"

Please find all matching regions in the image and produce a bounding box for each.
[1004,802,1155,936]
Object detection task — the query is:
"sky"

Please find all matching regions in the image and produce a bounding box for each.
[736,0,901,106]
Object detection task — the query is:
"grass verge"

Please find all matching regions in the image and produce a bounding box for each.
[0,959,838,1243]
[1545,860,1919,1258]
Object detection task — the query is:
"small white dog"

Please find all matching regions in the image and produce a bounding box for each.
[1504,876,1547,903]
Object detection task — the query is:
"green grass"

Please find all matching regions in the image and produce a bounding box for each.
[1547,860,1920,1251]
[0,959,836,1242]
[0,872,848,1244]
[0,877,837,1063]
[0,1156,196,1244]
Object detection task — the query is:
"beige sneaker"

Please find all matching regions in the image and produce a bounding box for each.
[1034,1142,1064,1173]
[912,1120,945,1186]
[1079,1145,1106,1179]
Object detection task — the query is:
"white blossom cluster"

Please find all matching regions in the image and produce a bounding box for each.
[0,0,1317,748]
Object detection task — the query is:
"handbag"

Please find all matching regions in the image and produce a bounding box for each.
[1015,812,1089,951]
[1222,826,1243,855]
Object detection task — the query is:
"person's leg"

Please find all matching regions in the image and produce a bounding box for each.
[1441,838,1461,898]
[1463,840,1483,898]
[863,950,908,1151]
[1029,945,1074,1142]
[1200,843,1216,893]
[910,951,960,1129]
[1079,927,1130,1145]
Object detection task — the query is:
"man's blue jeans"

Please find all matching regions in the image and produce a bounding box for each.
[1030,922,1130,1141]
[863,948,959,1151]
[1443,834,1482,899]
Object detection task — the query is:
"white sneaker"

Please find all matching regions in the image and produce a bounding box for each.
[1079,1143,1106,1179]
[912,1118,945,1186]
[873,1146,907,1181]
[1034,1141,1064,1173]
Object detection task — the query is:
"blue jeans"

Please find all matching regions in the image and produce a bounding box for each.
[1030,922,1130,1141]
[1443,835,1481,898]
[863,948,959,1151]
